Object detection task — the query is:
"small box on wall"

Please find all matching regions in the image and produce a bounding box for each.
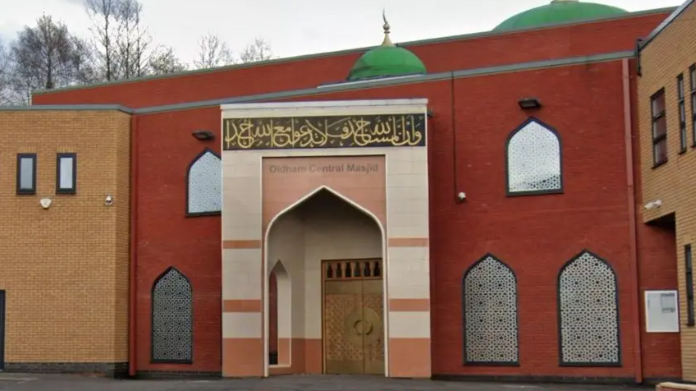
[645,290,679,333]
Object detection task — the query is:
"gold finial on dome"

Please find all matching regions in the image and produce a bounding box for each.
[381,9,395,47]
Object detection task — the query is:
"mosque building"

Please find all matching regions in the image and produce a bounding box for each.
[0,0,695,386]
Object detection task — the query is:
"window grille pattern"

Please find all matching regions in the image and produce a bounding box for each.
[463,255,519,364]
[507,119,562,194]
[187,149,221,215]
[558,251,620,365]
[152,268,193,362]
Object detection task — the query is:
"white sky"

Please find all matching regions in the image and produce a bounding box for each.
[0,0,682,65]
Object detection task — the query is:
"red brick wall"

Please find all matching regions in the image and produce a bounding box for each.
[32,12,669,109]
[134,107,222,373]
[131,58,680,378]
[307,61,644,378]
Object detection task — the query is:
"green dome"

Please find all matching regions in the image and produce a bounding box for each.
[347,18,426,81]
[348,46,426,81]
[493,0,628,31]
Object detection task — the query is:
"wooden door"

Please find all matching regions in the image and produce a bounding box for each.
[322,259,385,375]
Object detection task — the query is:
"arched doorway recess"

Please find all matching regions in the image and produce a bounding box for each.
[265,187,386,376]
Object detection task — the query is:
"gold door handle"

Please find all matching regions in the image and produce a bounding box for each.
[364,321,374,335]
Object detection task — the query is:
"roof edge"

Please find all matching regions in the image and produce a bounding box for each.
[220,98,429,111]
[0,104,133,113]
[31,7,672,97]
[639,0,694,51]
[9,51,633,115]
[136,50,634,115]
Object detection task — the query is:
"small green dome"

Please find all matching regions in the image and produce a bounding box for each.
[347,17,426,81]
[493,0,628,32]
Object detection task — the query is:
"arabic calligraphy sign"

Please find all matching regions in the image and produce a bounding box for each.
[222,113,426,150]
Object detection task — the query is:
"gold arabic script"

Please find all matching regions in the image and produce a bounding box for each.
[223,114,426,150]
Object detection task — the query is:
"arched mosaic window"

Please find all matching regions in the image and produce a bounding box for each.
[186,148,221,216]
[558,251,620,366]
[463,254,519,365]
[506,118,563,195]
[151,267,193,363]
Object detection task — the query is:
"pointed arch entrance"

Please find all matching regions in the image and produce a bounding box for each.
[220,100,433,379]
[264,187,386,376]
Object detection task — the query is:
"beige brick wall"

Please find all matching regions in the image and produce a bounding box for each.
[0,110,131,363]
[638,1,696,381]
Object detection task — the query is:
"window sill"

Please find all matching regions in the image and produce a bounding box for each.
[186,211,222,218]
[150,359,193,365]
[16,191,36,196]
[506,189,564,197]
[56,190,76,195]
[559,362,622,368]
[652,161,668,169]
[464,361,521,367]
[679,149,687,155]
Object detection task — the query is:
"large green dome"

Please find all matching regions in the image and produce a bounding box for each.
[347,17,426,81]
[493,0,628,31]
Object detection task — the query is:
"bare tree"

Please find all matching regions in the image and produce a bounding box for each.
[85,0,120,81]
[8,14,94,104]
[238,37,274,63]
[70,35,99,84]
[193,33,235,69]
[85,0,187,80]
[149,46,187,75]
[115,0,154,78]
[0,38,11,104]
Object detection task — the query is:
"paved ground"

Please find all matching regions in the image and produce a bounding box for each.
[0,374,655,391]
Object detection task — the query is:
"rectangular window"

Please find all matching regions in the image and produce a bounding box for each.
[690,65,696,147]
[56,153,77,194]
[651,89,668,166]
[678,74,687,152]
[16,153,37,195]
[687,244,695,327]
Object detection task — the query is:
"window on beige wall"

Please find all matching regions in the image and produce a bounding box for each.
[56,153,77,194]
[690,65,696,146]
[651,89,668,167]
[678,74,687,153]
[16,153,36,195]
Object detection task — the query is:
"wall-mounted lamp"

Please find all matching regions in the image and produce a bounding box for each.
[40,198,52,210]
[644,199,663,210]
[456,192,467,203]
[105,194,114,206]
[518,97,542,110]
[192,130,215,141]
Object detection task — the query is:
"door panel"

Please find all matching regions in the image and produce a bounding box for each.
[323,260,384,375]
[324,279,364,374]
[362,279,384,375]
